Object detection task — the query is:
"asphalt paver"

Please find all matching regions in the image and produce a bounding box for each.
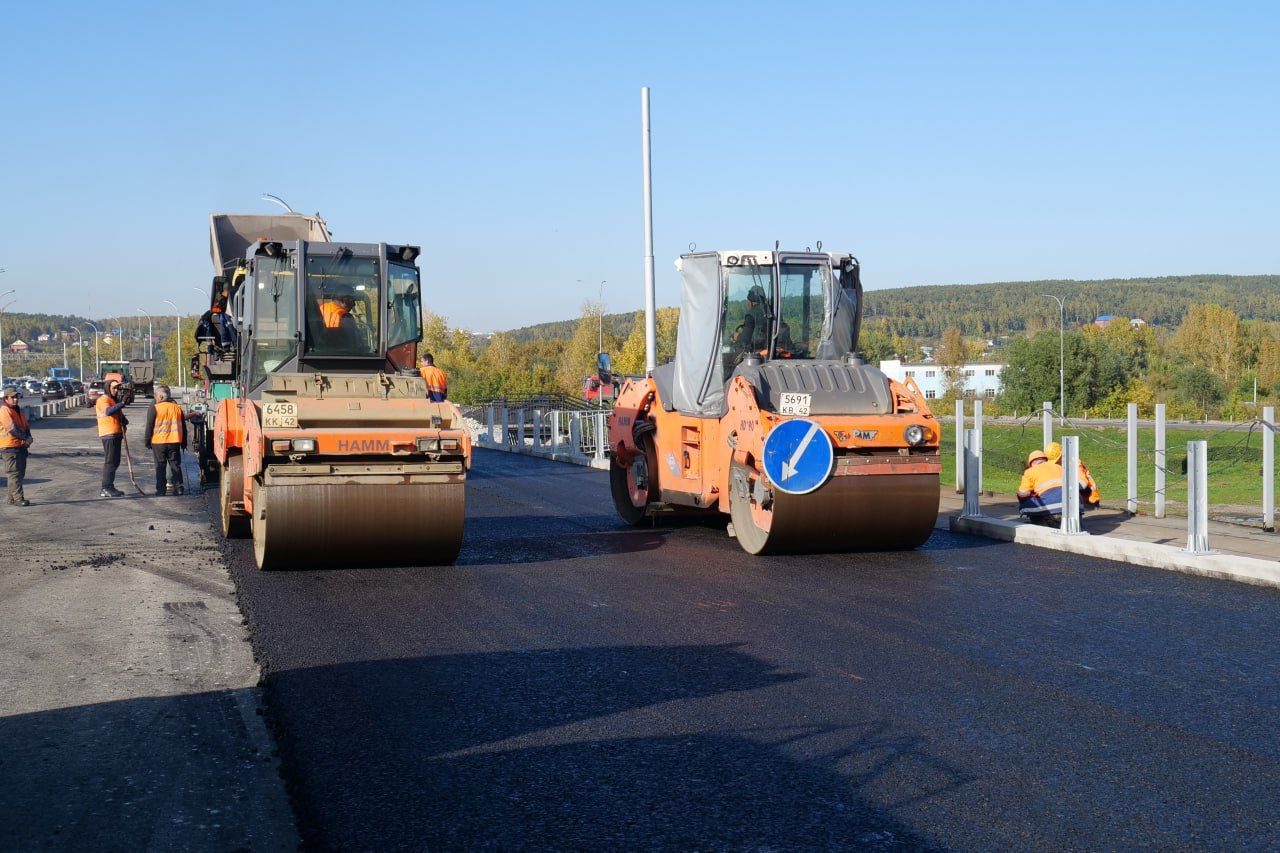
[223,448,1280,850]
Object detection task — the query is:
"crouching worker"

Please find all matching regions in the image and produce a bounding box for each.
[143,385,187,496]
[1018,450,1064,524]
[1045,441,1101,511]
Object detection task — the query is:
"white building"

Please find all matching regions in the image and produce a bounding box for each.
[879,360,1005,401]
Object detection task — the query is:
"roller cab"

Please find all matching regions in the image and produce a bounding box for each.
[609,249,941,554]
[211,229,470,569]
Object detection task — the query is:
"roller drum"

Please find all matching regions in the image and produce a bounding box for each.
[732,466,939,555]
[252,482,465,570]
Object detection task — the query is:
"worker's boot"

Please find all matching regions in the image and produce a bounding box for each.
[173,485,184,496]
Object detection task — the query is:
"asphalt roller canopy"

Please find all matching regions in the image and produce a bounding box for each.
[732,471,939,555]
[252,482,465,570]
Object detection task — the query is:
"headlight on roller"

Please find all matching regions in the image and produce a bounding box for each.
[416,437,441,452]
[440,438,460,451]
[904,424,927,446]
[291,438,316,452]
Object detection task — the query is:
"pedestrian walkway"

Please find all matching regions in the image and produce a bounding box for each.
[0,402,296,849]
[938,486,1280,587]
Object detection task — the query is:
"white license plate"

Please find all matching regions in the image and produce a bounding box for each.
[263,401,299,429]
[779,393,811,416]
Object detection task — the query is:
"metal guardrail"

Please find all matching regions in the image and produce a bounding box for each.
[471,404,610,468]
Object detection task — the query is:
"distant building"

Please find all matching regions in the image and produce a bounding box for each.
[36,333,51,343]
[1129,318,1147,329]
[1093,315,1117,327]
[879,360,1004,401]
[9,339,29,354]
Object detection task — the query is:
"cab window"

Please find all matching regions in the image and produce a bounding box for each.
[776,263,828,359]
[721,263,773,376]
[248,255,297,389]
[386,262,422,349]
[305,254,380,356]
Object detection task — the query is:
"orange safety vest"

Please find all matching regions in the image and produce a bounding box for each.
[419,365,448,397]
[151,401,184,445]
[1018,461,1063,497]
[0,404,30,450]
[96,394,123,437]
[320,300,349,329]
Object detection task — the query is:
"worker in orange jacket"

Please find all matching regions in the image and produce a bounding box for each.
[1,386,34,506]
[1046,441,1101,509]
[95,379,129,498]
[1017,449,1064,523]
[143,385,188,496]
[419,353,448,402]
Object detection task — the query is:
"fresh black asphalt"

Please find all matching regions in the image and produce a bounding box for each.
[221,448,1280,850]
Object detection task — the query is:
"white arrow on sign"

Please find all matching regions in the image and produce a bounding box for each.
[781,422,823,482]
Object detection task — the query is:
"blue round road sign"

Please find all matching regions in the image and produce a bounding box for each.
[761,418,834,495]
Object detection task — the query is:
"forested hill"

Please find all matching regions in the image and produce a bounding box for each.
[862,274,1280,337]
[498,274,1280,341]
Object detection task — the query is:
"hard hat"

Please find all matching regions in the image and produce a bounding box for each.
[1045,441,1063,463]
[2,387,19,398]
[1026,450,1048,466]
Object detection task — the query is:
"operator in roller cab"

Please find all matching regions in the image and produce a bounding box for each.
[609,248,942,555]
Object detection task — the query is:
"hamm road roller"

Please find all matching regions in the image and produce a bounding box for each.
[609,248,941,554]
[208,213,470,569]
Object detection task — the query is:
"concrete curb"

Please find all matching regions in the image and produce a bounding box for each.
[476,439,610,470]
[951,513,1280,589]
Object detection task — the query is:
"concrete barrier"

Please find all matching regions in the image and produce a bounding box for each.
[951,513,1280,590]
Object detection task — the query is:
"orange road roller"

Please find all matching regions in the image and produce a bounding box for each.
[609,248,941,554]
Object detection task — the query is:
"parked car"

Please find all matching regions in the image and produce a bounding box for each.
[57,379,76,397]
[68,380,84,394]
[86,381,106,405]
[42,381,66,400]
[23,380,42,397]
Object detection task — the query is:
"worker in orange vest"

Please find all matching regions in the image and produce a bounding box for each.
[1,386,34,506]
[419,353,448,402]
[1017,449,1064,523]
[95,379,129,498]
[1045,441,1101,510]
[143,385,188,496]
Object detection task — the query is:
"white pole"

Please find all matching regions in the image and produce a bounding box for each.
[1126,403,1139,514]
[1061,435,1082,535]
[954,398,965,493]
[641,87,657,375]
[973,398,984,494]
[1184,440,1212,554]
[163,300,183,390]
[1264,405,1275,532]
[1042,401,1053,449]
[962,428,981,517]
[1154,402,1166,519]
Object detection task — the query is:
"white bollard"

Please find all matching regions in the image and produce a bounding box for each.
[955,398,965,494]
[1060,435,1082,535]
[1264,406,1275,532]
[595,412,607,461]
[500,406,510,446]
[962,429,982,517]
[549,410,560,450]
[973,398,984,494]
[1184,440,1213,554]
[569,413,583,456]
[486,405,495,443]
[1154,403,1166,519]
[1126,403,1138,514]
[1042,401,1053,450]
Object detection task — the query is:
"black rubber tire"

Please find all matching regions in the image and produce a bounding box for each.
[611,436,657,526]
[219,453,250,539]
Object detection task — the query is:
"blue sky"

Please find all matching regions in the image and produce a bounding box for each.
[1,1,1276,331]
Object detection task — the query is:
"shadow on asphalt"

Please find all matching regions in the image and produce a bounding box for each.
[0,688,276,850]
[458,514,672,566]
[263,644,938,849]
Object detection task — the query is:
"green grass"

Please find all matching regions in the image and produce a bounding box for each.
[940,420,1276,513]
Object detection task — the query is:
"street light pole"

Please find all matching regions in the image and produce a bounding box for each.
[72,327,83,381]
[83,322,100,376]
[137,309,153,360]
[0,291,18,388]
[598,280,607,355]
[162,299,182,390]
[1040,293,1066,422]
